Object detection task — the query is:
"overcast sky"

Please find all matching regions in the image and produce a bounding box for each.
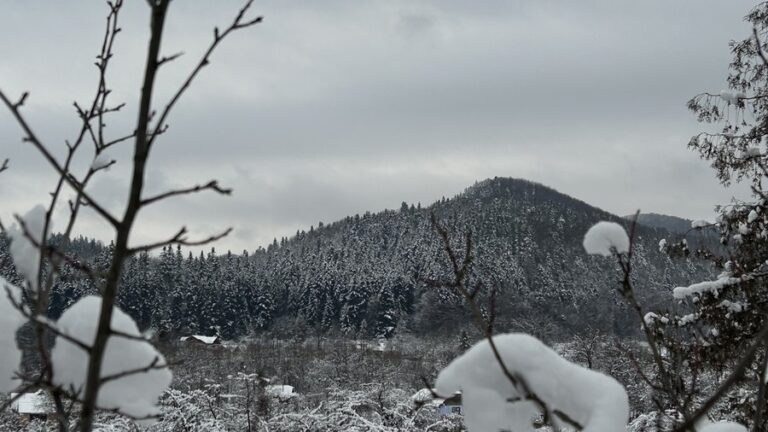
[0,1,758,252]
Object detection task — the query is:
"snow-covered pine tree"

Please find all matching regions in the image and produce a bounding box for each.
[674,3,768,426]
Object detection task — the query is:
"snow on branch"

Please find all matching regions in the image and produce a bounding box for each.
[0,277,23,392]
[7,204,50,289]
[583,221,630,257]
[436,333,629,432]
[698,421,747,432]
[89,151,114,172]
[672,275,745,299]
[51,296,172,421]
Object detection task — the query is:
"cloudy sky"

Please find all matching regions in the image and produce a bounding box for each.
[0,1,758,252]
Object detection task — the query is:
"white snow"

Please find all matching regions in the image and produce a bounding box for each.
[738,222,750,235]
[180,335,219,344]
[677,313,697,326]
[90,152,113,171]
[748,209,759,223]
[410,388,435,404]
[699,421,747,432]
[266,384,295,398]
[673,276,743,299]
[644,312,669,326]
[51,296,172,420]
[718,300,744,313]
[10,390,54,414]
[691,219,710,229]
[0,277,23,393]
[583,221,630,257]
[7,205,49,289]
[435,333,628,432]
[658,239,667,252]
[741,147,762,159]
[720,91,739,104]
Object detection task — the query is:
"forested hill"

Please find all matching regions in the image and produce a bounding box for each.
[0,177,713,341]
[629,213,694,234]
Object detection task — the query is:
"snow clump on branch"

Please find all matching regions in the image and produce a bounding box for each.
[52,296,172,421]
[672,275,744,300]
[435,333,629,432]
[582,221,630,257]
[0,277,23,392]
[7,204,50,289]
[90,151,113,171]
[691,219,711,229]
[698,421,747,432]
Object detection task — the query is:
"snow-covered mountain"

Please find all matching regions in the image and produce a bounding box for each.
[0,177,713,340]
[627,213,693,234]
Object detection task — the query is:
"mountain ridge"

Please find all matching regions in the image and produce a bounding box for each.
[0,177,713,341]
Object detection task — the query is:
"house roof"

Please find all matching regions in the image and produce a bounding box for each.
[266,384,295,397]
[179,335,220,344]
[10,390,54,415]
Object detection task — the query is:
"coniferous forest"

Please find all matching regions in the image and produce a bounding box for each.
[0,178,713,342]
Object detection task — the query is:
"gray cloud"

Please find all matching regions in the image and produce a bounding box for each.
[0,0,758,252]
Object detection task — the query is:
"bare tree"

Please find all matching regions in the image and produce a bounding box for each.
[426,213,585,431]
[0,1,261,431]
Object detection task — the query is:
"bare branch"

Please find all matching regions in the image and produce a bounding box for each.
[141,180,231,206]
[429,213,584,431]
[673,322,768,432]
[98,357,167,384]
[12,214,98,281]
[147,0,263,148]
[101,133,133,151]
[109,328,153,344]
[0,90,120,227]
[128,226,233,254]
[158,51,184,66]
[3,285,92,353]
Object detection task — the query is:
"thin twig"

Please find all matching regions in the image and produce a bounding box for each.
[140,180,232,206]
[0,90,119,227]
[128,226,232,254]
[98,357,167,384]
[429,213,584,431]
[147,0,262,149]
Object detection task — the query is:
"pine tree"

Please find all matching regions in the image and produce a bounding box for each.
[655,4,768,425]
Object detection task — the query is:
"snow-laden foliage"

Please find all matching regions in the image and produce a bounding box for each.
[691,219,711,229]
[671,274,744,299]
[435,333,628,431]
[52,296,172,420]
[7,204,49,289]
[583,221,630,256]
[150,388,227,431]
[0,276,22,392]
[651,2,768,425]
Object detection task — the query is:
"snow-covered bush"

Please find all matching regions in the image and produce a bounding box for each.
[149,388,228,432]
